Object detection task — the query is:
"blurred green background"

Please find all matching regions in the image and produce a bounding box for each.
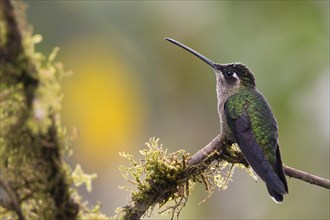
[26,1,329,219]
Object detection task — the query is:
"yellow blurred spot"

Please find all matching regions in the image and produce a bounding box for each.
[61,37,146,169]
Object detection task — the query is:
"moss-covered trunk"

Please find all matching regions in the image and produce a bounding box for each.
[0,0,78,219]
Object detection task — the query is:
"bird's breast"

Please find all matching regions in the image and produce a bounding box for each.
[218,105,236,143]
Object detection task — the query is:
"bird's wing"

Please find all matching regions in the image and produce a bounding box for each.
[224,94,287,194]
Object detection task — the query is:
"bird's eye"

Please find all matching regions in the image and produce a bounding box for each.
[223,70,238,80]
[225,70,235,77]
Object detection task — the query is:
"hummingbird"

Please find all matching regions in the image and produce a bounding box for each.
[165,38,288,203]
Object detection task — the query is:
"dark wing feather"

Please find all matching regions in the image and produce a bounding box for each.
[266,145,288,202]
[275,145,288,193]
[224,102,287,197]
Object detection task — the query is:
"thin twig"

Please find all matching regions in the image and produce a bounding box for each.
[284,165,330,189]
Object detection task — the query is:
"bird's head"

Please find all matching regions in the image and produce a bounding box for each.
[165,38,256,96]
[213,62,255,94]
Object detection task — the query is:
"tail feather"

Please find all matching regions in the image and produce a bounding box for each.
[275,145,289,194]
[267,185,284,203]
[266,145,288,203]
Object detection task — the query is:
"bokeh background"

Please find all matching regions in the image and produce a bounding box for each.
[26,1,329,219]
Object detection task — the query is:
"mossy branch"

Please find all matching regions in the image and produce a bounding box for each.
[118,135,330,219]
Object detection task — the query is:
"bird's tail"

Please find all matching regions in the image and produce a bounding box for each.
[267,144,288,203]
[267,185,284,203]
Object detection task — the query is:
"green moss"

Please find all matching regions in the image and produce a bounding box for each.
[116,138,190,219]
[0,36,73,218]
[116,139,257,219]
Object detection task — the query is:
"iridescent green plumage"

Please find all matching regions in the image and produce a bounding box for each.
[225,88,277,163]
[224,87,288,202]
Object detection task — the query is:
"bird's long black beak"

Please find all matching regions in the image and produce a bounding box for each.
[165,38,216,69]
